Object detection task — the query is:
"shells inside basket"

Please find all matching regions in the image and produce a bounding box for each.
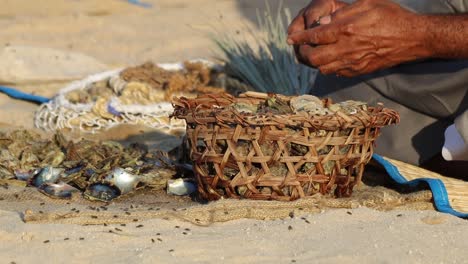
[172,92,400,201]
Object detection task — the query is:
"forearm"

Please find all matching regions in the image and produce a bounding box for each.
[420,14,468,58]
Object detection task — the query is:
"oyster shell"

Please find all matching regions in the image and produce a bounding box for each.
[32,166,64,187]
[257,96,293,115]
[103,168,139,195]
[167,178,197,196]
[0,129,181,202]
[329,100,367,115]
[0,149,17,163]
[108,75,128,94]
[0,166,14,180]
[38,182,79,199]
[15,168,40,181]
[231,102,257,114]
[290,95,330,115]
[19,148,40,171]
[84,183,120,202]
[40,150,65,167]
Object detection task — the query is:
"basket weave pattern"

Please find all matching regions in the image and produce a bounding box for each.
[173,92,399,201]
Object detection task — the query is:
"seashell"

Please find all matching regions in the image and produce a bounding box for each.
[314,130,328,137]
[59,164,87,183]
[40,150,65,167]
[32,166,64,187]
[290,95,328,115]
[65,90,89,104]
[270,163,288,177]
[120,82,165,104]
[301,163,315,173]
[15,168,40,181]
[103,168,139,195]
[83,183,120,202]
[291,143,309,155]
[0,166,15,180]
[260,96,293,115]
[139,168,176,190]
[260,141,275,156]
[323,160,336,175]
[317,145,332,155]
[328,104,341,113]
[19,149,40,170]
[38,182,79,199]
[167,178,197,196]
[0,149,19,169]
[333,100,367,115]
[260,187,272,195]
[231,102,257,114]
[236,186,248,196]
[235,140,251,156]
[223,167,239,179]
[108,75,128,94]
[339,145,351,154]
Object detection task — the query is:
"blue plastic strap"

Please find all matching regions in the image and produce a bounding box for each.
[373,154,468,218]
[0,86,50,104]
[126,0,152,8]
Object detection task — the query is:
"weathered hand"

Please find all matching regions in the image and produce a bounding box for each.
[288,0,348,67]
[287,0,431,77]
[287,0,348,34]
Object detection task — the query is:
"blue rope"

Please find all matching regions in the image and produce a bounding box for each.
[126,0,152,8]
[0,86,50,104]
[373,154,468,218]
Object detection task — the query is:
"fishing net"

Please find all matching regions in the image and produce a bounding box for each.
[0,169,434,226]
[34,60,225,133]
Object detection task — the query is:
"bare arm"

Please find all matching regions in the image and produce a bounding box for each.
[423,14,468,58]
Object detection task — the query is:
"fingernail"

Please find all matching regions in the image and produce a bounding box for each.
[319,15,331,25]
[287,38,293,45]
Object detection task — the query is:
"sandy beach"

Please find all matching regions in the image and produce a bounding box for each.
[0,1,467,263]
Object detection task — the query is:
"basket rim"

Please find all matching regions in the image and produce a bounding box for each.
[172,92,400,130]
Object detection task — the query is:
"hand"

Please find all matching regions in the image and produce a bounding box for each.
[288,0,348,67]
[287,0,348,34]
[287,0,431,77]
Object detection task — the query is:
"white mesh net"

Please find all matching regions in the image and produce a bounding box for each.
[34,60,219,133]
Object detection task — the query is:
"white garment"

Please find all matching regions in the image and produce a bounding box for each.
[442,124,468,161]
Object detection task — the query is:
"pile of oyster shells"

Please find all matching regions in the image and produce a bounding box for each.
[65,61,225,106]
[232,94,367,116]
[0,130,194,202]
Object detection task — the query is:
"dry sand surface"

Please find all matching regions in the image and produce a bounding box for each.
[0,0,467,263]
[1,208,467,264]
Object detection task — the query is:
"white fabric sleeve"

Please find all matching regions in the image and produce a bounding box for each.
[442,124,468,161]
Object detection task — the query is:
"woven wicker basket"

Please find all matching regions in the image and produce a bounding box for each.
[172,92,399,201]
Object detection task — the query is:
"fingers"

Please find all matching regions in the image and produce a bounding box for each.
[297,45,338,67]
[303,8,329,29]
[295,44,376,77]
[329,1,367,22]
[319,57,373,77]
[302,1,347,28]
[287,8,306,35]
[287,0,349,43]
[287,24,340,45]
[295,45,315,66]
